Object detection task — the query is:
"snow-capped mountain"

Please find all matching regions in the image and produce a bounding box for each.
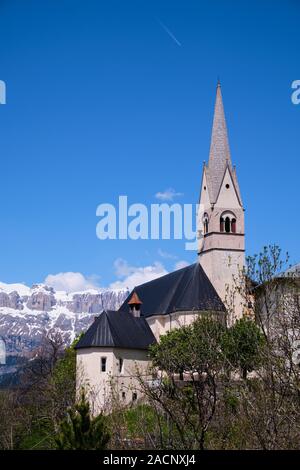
[0,281,129,378]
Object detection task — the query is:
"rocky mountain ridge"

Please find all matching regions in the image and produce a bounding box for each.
[0,282,129,378]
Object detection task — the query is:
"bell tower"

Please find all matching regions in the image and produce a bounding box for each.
[198,83,245,320]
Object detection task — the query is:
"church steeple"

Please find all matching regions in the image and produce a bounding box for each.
[204,82,242,206]
[209,82,231,163]
[198,83,245,320]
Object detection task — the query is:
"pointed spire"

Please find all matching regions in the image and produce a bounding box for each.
[207,82,232,203]
[209,82,231,167]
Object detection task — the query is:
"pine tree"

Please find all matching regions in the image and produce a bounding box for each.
[55,390,110,450]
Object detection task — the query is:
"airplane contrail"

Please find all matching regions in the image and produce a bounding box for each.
[156,18,182,47]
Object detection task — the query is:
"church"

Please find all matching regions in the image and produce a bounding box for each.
[75,83,246,413]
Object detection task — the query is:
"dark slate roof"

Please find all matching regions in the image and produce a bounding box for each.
[119,262,226,318]
[75,310,156,350]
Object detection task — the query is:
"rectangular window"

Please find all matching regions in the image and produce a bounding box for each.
[132,392,137,401]
[118,358,123,373]
[101,357,107,372]
[122,391,126,400]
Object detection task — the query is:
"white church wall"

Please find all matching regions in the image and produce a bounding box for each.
[146,310,221,340]
[76,347,115,415]
[76,347,151,415]
[200,249,245,322]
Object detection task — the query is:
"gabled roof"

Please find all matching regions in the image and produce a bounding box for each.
[75,310,156,350]
[119,263,226,318]
[214,161,243,207]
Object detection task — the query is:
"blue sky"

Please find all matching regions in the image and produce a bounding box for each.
[0,0,299,290]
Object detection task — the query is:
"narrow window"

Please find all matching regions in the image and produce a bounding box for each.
[225,217,231,233]
[122,391,126,400]
[203,213,209,234]
[231,218,236,233]
[204,219,208,234]
[119,358,123,373]
[220,217,225,232]
[132,392,137,401]
[101,357,107,372]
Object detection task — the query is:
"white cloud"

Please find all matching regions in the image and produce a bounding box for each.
[44,272,100,293]
[110,258,168,290]
[155,188,183,201]
[113,258,136,278]
[44,259,190,295]
[158,248,177,260]
[174,260,189,270]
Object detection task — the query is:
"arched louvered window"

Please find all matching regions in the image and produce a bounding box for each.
[231,218,236,233]
[220,212,237,234]
[225,217,231,233]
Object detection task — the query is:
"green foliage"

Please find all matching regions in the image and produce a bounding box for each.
[56,389,110,450]
[246,244,289,285]
[222,317,265,378]
[17,427,53,450]
[223,387,239,414]
[51,336,82,408]
[3,334,85,450]
[108,403,179,449]
[147,317,229,449]
[192,316,226,369]
[150,314,265,381]
[150,324,192,373]
[150,316,226,374]
[123,405,157,435]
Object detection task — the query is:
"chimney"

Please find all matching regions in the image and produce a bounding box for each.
[128,291,142,318]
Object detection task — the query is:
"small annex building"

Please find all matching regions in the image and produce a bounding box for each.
[75,310,156,412]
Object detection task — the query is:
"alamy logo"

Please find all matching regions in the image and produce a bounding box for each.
[291,80,300,105]
[96,196,204,251]
[0,80,6,104]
